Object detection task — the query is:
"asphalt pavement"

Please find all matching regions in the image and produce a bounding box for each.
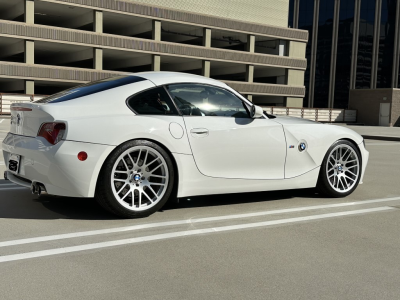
[0,117,400,299]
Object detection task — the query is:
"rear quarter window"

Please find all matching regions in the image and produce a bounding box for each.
[127,87,179,115]
[34,76,145,103]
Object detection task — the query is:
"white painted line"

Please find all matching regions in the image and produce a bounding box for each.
[0,207,394,263]
[0,161,5,166]
[0,196,399,248]
[0,119,4,124]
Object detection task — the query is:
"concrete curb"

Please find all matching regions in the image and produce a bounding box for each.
[362,135,400,142]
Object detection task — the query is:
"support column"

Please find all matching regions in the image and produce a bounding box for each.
[25,0,34,24]
[25,80,34,94]
[391,0,400,88]
[308,0,320,108]
[203,28,211,47]
[202,28,211,77]
[246,34,255,101]
[246,65,254,83]
[286,69,305,107]
[94,11,103,33]
[151,20,161,71]
[152,55,161,71]
[93,48,103,70]
[246,35,255,53]
[24,40,34,64]
[350,0,361,90]
[328,0,340,108]
[93,11,103,70]
[202,60,210,77]
[152,20,161,41]
[371,0,382,89]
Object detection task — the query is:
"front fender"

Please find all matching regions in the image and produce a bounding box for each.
[282,123,363,178]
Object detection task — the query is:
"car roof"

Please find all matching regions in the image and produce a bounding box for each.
[131,71,228,88]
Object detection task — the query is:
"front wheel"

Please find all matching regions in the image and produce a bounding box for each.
[317,140,362,197]
[95,140,175,218]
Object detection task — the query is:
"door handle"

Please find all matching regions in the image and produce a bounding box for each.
[190,128,209,137]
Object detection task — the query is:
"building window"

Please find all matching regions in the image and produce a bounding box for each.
[334,0,355,108]
[314,0,335,108]
[356,0,376,89]
[298,0,315,107]
[288,0,295,28]
[377,0,397,88]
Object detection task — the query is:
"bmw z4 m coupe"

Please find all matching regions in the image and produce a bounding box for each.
[2,72,369,218]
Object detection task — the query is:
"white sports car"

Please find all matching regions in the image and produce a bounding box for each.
[2,72,369,218]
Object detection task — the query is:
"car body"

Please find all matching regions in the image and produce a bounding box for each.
[2,72,369,217]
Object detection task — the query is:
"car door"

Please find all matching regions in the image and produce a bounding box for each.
[165,83,286,180]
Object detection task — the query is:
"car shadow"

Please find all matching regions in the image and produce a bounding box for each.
[0,189,118,220]
[162,188,325,211]
[0,186,324,220]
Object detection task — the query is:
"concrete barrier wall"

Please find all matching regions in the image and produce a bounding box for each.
[262,106,357,123]
[0,94,45,114]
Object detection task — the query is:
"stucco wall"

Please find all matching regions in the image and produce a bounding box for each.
[126,0,289,27]
[349,89,398,126]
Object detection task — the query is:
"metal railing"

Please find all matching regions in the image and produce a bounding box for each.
[0,93,46,114]
[262,107,357,123]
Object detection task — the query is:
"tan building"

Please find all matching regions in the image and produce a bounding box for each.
[0,0,308,107]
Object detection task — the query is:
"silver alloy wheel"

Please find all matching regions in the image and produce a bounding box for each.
[326,144,360,193]
[111,146,169,211]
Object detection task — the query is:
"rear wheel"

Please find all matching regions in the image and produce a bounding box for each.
[317,140,361,197]
[96,140,175,218]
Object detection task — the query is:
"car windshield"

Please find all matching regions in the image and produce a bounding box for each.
[34,76,145,103]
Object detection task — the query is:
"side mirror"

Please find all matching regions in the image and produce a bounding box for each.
[251,105,263,119]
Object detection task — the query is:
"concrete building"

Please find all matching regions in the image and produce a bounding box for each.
[0,0,308,107]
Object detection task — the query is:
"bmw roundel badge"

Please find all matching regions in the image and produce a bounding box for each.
[298,142,307,152]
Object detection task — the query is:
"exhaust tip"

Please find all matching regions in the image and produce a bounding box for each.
[31,182,47,196]
[31,182,40,195]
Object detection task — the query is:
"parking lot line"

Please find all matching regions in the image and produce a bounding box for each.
[0,206,394,263]
[0,196,399,248]
[0,119,4,124]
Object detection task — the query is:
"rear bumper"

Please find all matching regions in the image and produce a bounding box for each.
[2,134,115,197]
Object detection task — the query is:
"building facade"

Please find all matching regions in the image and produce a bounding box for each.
[289,0,400,109]
[0,0,308,107]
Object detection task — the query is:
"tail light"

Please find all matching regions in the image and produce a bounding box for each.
[37,122,66,145]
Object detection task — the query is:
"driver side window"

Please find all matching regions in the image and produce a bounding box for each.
[165,84,250,118]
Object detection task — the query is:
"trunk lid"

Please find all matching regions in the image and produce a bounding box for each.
[10,103,54,137]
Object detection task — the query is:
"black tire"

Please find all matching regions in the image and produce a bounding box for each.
[95,140,175,218]
[317,140,362,198]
